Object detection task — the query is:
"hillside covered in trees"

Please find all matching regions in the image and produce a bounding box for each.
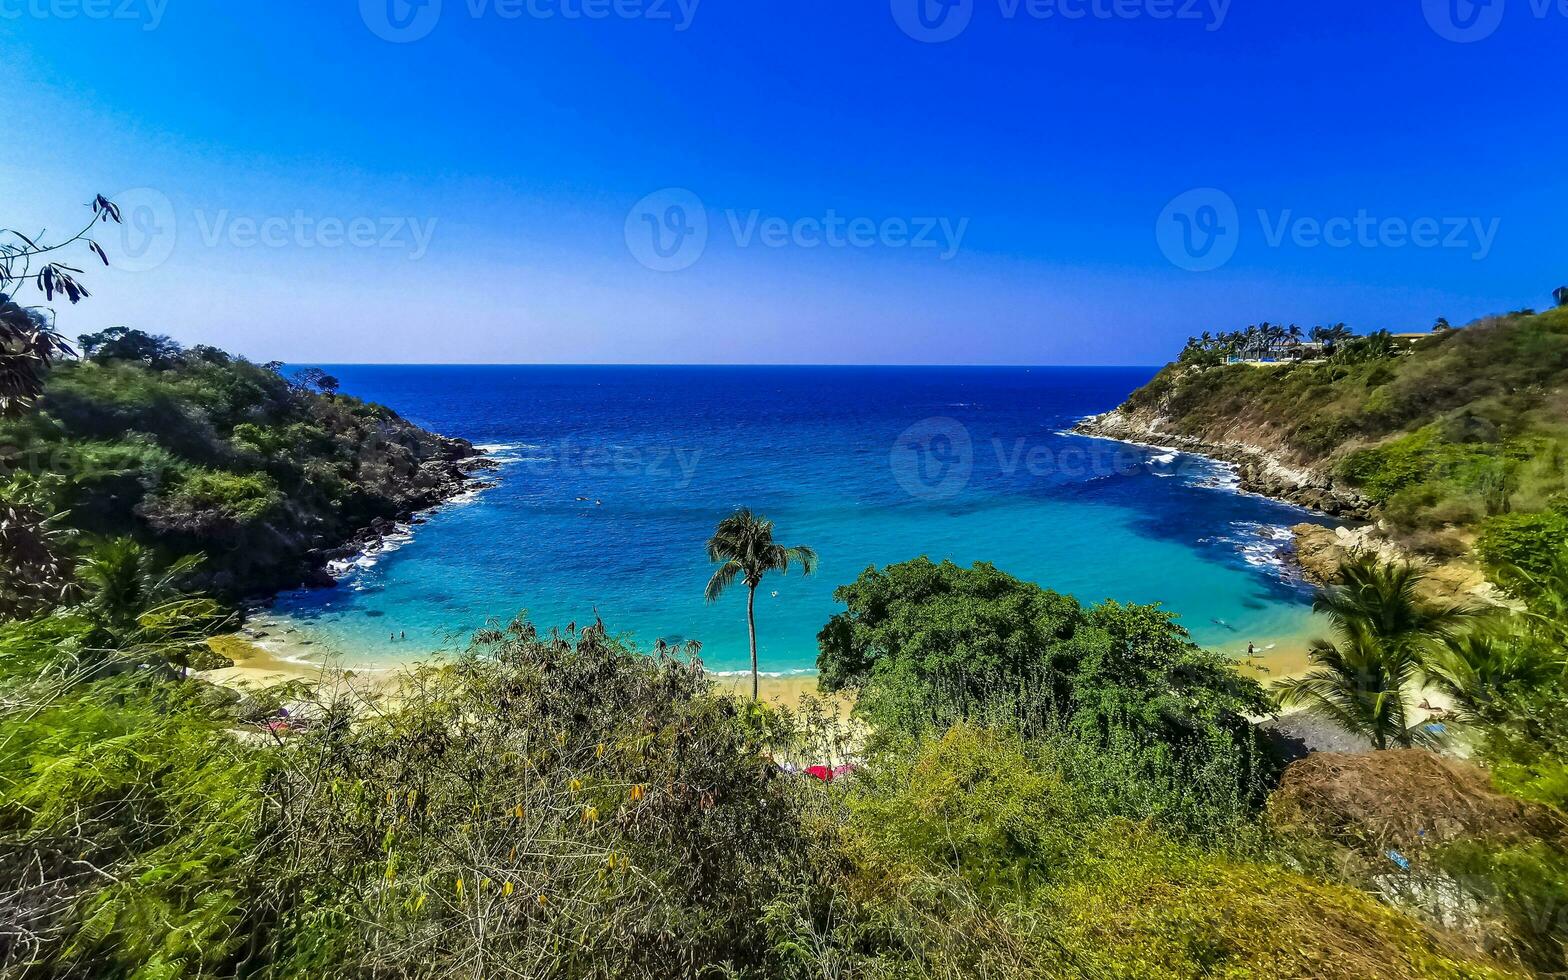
[1081,304,1568,577]
[0,327,486,606]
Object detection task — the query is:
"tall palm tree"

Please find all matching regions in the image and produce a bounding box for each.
[1274,555,1474,748]
[704,508,817,700]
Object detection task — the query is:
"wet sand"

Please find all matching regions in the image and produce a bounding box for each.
[202,626,1323,713]
[200,631,851,711]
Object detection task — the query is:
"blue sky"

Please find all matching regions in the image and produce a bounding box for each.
[3,0,1565,364]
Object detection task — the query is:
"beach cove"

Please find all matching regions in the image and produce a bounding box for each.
[231,365,1339,682]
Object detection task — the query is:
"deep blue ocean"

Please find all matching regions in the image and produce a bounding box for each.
[266,366,1332,675]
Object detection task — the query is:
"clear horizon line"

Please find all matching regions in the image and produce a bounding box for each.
[288,361,1168,369]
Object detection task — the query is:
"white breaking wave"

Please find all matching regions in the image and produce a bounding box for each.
[1207,521,1303,582]
[710,668,819,678]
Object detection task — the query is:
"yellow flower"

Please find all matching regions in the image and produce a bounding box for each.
[480,877,491,891]
[455,877,465,897]
[514,803,525,819]
[595,742,606,759]
[569,778,583,793]
[629,784,645,802]
[537,893,549,907]
[582,805,600,824]
[413,892,427,913]
[503,880,514,896]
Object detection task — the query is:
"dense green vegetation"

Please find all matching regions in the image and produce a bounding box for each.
[0,330,482,601]
[1121,305,1568,570]
[8,599,1550,979]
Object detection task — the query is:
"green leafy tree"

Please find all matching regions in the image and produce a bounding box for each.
[1313,554,1473,656]
[817,559,1270,763]
[76,326,185,368]
[292,366,341,398]
[704,508,817,700]
[1,195,123,413]
[1274,631,1436,750]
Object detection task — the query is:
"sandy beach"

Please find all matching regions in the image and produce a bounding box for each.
[200,629,854,711]
[202,618,1326,707]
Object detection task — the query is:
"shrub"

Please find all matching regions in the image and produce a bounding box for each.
[145,469,285,527]
[817,559,1269,747]
[0,668,275,978]
[262,618,820,978]
[1476,511,1568,578]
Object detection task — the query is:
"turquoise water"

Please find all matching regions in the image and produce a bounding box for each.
[266,366,1332,674]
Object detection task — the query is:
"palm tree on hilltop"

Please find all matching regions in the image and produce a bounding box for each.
[704,508,817,701]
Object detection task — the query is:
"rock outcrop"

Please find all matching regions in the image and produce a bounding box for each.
[1076,408,1373,518]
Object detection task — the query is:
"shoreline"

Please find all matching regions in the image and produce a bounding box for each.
[1073,409,1374,518]
[1074,410,1505,608]
[202,619,1325,700]
[199,628,856,711]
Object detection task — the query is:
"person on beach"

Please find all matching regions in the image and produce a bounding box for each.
[1247,642,1255,656]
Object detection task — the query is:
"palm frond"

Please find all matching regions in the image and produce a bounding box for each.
[704,560,742,603]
